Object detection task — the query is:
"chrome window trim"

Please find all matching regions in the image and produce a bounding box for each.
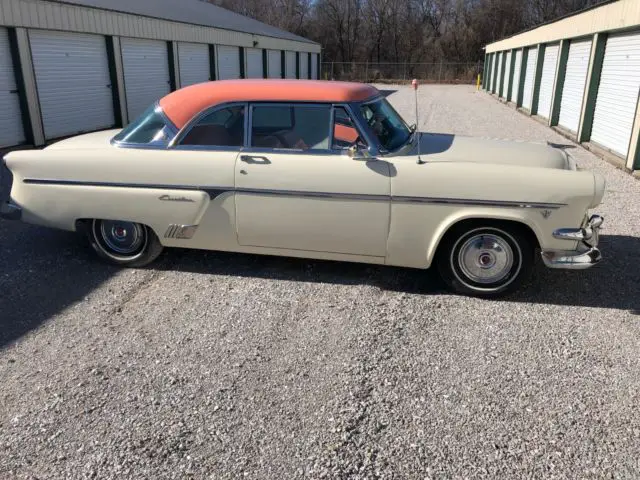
[21,177,567,209]
[111,102,179,150]
[169,102,248,149]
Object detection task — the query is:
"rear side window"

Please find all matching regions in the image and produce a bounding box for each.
[251,104,331,150]
[113,104,174,146]
[180,105,245,147]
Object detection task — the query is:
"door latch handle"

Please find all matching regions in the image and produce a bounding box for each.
[240,155,271,165]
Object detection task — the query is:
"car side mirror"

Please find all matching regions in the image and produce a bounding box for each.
[347,145,371,161]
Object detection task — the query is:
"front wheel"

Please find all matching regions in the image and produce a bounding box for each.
[88,219,163,267]
[437,224,533,298]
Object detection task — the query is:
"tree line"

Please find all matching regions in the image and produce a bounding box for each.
[209,0,608,64]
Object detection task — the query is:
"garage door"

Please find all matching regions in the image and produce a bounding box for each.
[491,53,498,92]
[311,53,318,79]
[501,51,511,98]
[245,48,263,78]
[509,49,523,103]
[522,47,538,111]
[121,38,170,121]
[300,53,309,79]
[267,50,281,78]
[558,39,592,133]
[590,32,640,157]
[0,28,24,147]
[537,44,559,119]
[217,46,240,80]
[178,42,209,87]
[30,30,114,139]
[285,51,296,79]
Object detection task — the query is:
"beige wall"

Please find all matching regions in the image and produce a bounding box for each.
[486,0,640,53]
[1,0,321,53]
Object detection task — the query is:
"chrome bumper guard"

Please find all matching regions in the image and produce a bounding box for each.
[0,201,22,221]
[541,215,603,270]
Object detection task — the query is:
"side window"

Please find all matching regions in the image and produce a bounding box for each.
[332,106,362,150]
[180,105,245,147]
[251,104,330,150]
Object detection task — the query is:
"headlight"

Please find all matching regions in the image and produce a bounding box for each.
[590,172,606,208]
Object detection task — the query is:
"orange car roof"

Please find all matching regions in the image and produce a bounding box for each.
[159,79,380,129]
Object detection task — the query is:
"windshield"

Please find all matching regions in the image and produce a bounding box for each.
[360,98,411,152]
[113,104,176,146]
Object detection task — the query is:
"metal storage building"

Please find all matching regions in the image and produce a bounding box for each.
[0,0,321,148]
[483,0,640,176]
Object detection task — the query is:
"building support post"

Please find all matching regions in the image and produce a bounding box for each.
[550,39,570,127]
[209,45,217,81]
[105,36,126,127]
[506,50,516,101]
[578,33,607,143]
[531,44,546,116]
[627,89,640,171]
[13,27,44,146]
[167,41,179,91]
[498,52,506,98]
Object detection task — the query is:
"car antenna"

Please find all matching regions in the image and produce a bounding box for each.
[412,79,425,165]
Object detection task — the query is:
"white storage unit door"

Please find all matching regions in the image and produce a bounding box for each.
[245,48,263,78]
[491,54,498,92]
[0,27,24,147]
[311,53,318,79]
[509,49,523,103]
[558,39,592,133]
[537,44,559,119]
[30,29,114,139]
[267,50,281,78]
[121,38,170,122]
[217,46,240,80]
[590,32,640,157]
[501,51,512,98]
[300,53,309,79]
[178,42,209,87]
[285,51,296,79]
[522,47,538,111]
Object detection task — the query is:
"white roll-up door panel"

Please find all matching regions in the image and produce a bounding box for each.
[178,42,209,87]
[245,48,263,78]
[121,38,170,122]
[267,50,281,78]
[491,54,498,91]
[311,53,318,79]
[300,53,309,79]
[591,32,640,157]
[217,45,240,80]
[30,29,114,139]
[0,27,24,147]
[522,47,538,111]
[537,44,559,119]
[285,51,296,79]
[509,50,523,103]
[501,51,511,98]
[559,39,592,133]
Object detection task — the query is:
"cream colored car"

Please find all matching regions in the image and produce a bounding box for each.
[1,80,605,297]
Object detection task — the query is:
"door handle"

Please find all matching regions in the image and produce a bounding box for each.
[240,155,271,165]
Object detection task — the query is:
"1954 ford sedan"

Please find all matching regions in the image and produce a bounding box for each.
[0,79,605,297]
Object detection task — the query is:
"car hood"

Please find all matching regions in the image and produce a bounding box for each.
[411,133,572,170]
[45,129,122,150]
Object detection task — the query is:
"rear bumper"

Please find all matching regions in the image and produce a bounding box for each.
[541,214,603,270]
[0,201,22,221]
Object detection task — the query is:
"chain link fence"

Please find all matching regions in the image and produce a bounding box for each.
[321,61,483,84]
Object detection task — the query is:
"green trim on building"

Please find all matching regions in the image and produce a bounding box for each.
[483,54,488,89]
[105,36,123,127]
[550,39,570,126]
[579,33,607,143]
[208,44,217,81]
[498,52,506,97]
[7,27,34,144]
[295,51,300,79]
[531,44,545,115]
[517,48,529,108]
[506,49,516,101]
[239,47,246,79]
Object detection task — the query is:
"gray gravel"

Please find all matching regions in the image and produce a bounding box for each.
[1,85,639,479]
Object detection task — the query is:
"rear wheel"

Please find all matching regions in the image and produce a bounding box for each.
[88,219,163,267]
[437,224,533,297]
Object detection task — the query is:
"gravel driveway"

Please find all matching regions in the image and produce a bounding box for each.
[1,85,639,479]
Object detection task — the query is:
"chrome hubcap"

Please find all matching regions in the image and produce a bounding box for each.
[99,220,145,255]
[458,233,514,284]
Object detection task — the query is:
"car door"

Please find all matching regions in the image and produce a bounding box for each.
[234,102,391,257]
[168,103,246,250]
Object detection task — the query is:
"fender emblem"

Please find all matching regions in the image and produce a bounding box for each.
[159,194,194,203]
[540,209,552,219]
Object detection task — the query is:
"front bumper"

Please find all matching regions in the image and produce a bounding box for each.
[0,201,22,221]
[541,214,603,270]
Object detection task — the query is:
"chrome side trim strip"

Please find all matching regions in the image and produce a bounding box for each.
[22,178,567,209]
